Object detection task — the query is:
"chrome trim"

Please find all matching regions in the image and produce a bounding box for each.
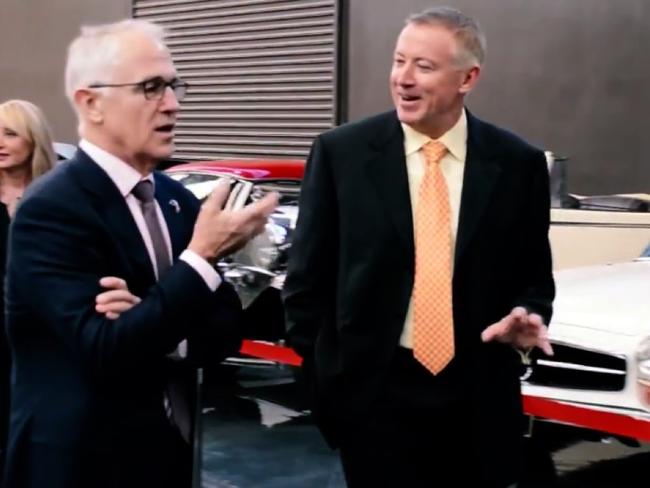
[550,339,628,361]
[536,359,626,375]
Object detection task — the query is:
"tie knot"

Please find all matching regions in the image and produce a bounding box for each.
[132,180,155,203]
[422,140,447,166]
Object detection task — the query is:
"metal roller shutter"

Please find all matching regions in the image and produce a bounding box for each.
[133,0,340,160]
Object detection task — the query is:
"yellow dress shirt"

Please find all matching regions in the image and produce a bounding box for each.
[399,110,467,349]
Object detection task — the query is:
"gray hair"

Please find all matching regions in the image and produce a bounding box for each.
[64,19,167,108]
[406,6,486,67]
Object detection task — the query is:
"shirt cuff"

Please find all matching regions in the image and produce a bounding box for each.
[179,249,221,291]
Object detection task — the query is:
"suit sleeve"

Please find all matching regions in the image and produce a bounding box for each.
[513,150,555,325]
[282,136,339,360]
[7,192,239,376]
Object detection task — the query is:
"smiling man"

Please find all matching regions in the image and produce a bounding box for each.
[2,19,277,488]
[284,6,555,488]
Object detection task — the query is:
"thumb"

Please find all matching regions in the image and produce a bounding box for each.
[481,320,504,342]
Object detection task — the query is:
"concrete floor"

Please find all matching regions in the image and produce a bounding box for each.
[198,364,650,488]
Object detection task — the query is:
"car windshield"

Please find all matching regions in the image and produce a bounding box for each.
[168,172,223,200]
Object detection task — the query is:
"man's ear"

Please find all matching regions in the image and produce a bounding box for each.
[73,88,104,124]
[459,65,481,95]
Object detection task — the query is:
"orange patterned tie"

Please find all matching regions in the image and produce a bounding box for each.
[412,140,455,374]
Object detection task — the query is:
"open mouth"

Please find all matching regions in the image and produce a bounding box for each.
[155,124,175,134]
[400,94,421,102]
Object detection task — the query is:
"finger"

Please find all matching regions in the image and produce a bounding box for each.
[510,306,528,323]
[96,301,135,314]
[537,334,554,356]
[96,290,130,304]
[528,313,545,328]
[481,319,509,342]
[106,311,119,320]
[99,276,127,290]
[244,191,280,219]
[203,178,233,211]
[518,314,545,342]
[96,290,140,305]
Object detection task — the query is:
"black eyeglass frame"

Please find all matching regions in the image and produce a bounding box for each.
[87,76,189,101]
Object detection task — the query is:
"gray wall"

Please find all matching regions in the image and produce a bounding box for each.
[347,0,650,194]
[0,0,131,143]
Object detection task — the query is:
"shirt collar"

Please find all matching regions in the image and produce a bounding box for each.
[401,109,467,161]
[79,139,154,197]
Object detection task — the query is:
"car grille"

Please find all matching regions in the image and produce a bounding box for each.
[526,344,627,391]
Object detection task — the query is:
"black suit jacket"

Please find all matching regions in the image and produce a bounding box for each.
[3,151,242,488]
[283,110,555,484]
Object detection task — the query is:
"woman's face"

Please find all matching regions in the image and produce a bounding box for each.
[0,120,33,170]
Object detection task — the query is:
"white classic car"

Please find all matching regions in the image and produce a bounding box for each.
[545,152,650,269]
[522,242,650,445]
[167,157,650,446]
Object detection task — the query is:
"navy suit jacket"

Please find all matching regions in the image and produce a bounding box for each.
[3,150,241,488]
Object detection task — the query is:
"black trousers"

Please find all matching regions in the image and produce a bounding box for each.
[337,348,512,488]
[0,330,9,488]
[3,426,192,488]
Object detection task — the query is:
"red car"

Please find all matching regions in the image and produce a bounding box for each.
[166,160,305,366]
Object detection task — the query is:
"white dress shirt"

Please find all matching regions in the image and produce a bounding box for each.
[399,110,468,348]
[79,139,221,291]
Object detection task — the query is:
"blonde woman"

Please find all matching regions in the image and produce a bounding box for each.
[0,99,56,478]
[0,100,55,216]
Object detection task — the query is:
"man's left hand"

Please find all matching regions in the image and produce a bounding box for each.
[481,306,553,356]
[95,277,141,320]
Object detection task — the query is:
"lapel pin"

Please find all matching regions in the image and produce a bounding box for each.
[169,199,181,214]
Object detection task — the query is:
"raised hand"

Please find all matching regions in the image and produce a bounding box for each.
[480,306,553,356]
[188,178,279,260]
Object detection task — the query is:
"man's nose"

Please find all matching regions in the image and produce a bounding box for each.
[160,86,180,112]
[397,65,415,86]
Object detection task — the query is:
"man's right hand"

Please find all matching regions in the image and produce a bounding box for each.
[188,178,279,261]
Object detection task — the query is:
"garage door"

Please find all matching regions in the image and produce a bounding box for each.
[133,0,341,160]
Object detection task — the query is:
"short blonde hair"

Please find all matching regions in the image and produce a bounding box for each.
[407,6,486,68]
[0,99,56,179]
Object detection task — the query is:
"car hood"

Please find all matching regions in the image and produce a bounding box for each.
[552,259,650,337]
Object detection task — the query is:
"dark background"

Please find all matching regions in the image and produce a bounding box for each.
[2,0,648,193]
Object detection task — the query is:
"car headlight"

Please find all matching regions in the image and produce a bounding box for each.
[635,336,650,409]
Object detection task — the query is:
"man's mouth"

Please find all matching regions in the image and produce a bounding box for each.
[0,153,10,160]
[154,123,175,134]
[400,94,421,102]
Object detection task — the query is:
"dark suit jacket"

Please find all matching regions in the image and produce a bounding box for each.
[0,202,10,477]
[283,110,555,485]
[2,150,242,488]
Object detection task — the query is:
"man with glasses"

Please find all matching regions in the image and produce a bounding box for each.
[2,19,277,488]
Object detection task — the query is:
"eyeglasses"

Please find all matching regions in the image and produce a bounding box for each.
[88,76,189,101]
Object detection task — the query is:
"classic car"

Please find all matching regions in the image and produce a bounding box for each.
[545,152,650,269]
[522,242,650,445]
[166,158,650,448]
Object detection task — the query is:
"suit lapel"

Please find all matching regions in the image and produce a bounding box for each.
[454,113,502,266]
[364,114,415,264]
[70,150,156,286]
[154,173,185,259]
